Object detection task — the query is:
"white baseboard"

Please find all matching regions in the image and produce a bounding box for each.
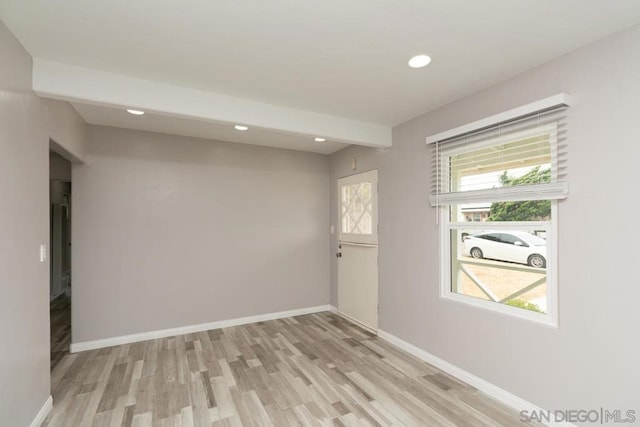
[70,304,331,353]
[377,330,574,427]
[29,395,52,427]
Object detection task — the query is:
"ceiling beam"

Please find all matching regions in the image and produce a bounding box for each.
[32,59,392,148]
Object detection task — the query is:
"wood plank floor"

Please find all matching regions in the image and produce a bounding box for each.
[44,312,535,426]
[50,293,71,370]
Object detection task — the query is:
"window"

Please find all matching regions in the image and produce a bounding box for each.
[338,169,378,245]
[428,94,570,325]
[341,182,373,235]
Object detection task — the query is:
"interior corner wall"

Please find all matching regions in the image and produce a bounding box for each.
[72,125,330,343]
[330,24,640,413]
[0,20,86,427]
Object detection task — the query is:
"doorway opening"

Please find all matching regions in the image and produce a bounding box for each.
[49,147,72,370]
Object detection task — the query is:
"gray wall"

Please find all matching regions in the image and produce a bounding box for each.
[0,21,85,427]
[46,99,87,162]
[330,24,640,413]
[72,125,330,343]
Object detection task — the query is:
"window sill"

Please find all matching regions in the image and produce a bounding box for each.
[441,291,558,328]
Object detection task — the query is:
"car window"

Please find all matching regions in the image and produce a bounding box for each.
[498,233,529,247]
[476,233,500,242]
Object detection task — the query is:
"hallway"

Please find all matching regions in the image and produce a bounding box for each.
[50,294,71,370]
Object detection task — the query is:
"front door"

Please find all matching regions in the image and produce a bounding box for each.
[337,169,378,331]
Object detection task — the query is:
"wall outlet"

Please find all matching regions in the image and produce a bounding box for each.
[40,244,47,263]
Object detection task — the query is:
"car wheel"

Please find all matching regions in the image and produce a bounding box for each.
[528,254,546,268]
[470,247,483,259]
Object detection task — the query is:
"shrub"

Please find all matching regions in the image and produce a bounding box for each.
[505,299,543,313]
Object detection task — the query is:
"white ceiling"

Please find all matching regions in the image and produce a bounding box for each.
[2,1,640,152]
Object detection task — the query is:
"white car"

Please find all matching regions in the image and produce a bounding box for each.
[463,231,546,268]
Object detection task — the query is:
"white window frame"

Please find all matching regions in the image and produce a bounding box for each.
[428,94,571,327]
[437,131,559,328]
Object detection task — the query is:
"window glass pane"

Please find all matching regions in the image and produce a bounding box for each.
[452,200,552,223]
[341,182,372,234]
[451,229,547,313]
[449,134,552,193]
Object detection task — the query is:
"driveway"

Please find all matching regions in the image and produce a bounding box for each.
[457,256,547,311]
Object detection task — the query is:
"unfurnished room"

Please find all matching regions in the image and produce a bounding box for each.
[1,1,640,426]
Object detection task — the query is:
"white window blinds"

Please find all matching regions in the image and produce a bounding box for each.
[427,94,570,207]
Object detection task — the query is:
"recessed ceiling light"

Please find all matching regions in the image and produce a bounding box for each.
[314,137,326,142]
[126,109,145,115]
[408,54,432,69]
[234,125,249,131]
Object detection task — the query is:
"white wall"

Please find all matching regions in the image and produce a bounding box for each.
[72,125,330,343]
[0,20,85,427]
[330,24,640,414]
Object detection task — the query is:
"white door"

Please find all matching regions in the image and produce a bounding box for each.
[337,169,378,332]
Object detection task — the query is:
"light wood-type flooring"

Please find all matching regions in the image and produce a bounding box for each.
[44,312,534,426]
[50,293,71,370]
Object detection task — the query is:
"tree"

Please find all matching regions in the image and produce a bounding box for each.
[488,166,551,221]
